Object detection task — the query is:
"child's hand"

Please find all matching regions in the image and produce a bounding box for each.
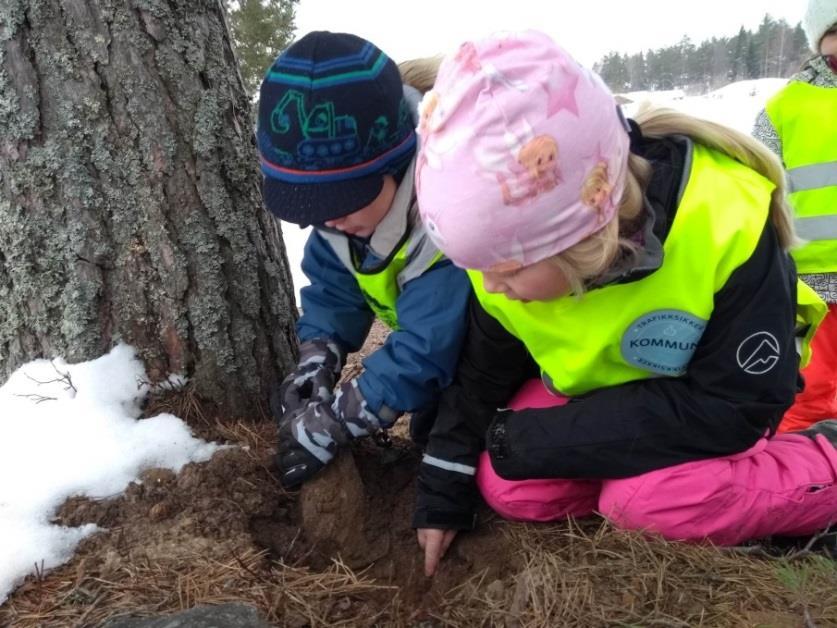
[417,528,457,576]
[275,401,348,487]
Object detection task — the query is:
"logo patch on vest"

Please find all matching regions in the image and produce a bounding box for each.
[736,331,780,375]
[621,310,707,376]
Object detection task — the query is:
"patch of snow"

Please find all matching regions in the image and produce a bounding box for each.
[0,344,220,604]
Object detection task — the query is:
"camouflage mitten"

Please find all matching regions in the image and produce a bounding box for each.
[275,380,401,488]
[275,401,351,488]
[332,379,401,438]
[270,339,345,423]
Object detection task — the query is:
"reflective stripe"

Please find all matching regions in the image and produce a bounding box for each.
[421,454,476,476]
[787,161,837,193]
[795,215,837,241]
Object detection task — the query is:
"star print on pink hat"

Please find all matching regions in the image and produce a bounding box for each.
[415,30,630,271]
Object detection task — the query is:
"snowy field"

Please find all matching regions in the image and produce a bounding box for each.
[0,77,789,605]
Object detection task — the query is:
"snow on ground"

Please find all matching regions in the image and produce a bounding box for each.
[621,78,789,134]
[279,78,790,303]
[0,345,220,604]
[281,221,311,305]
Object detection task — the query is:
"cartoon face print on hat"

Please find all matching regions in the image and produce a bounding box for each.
[581,162,614,224]
[518,135,561,187]
[499,134,563,207]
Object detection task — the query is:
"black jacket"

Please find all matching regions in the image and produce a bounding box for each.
[413,136,801,530]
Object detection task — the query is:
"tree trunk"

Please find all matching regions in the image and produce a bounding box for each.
[0,0,298,413]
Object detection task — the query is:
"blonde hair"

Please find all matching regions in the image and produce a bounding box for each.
[551,152,650,295]
[398,56,795,294]
[398,56,442,94]
[555,106,796,294]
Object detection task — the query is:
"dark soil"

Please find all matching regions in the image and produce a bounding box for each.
[0,322,517,627]
[4,321,837,627]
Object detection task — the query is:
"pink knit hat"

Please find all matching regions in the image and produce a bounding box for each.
[416,30,630,271]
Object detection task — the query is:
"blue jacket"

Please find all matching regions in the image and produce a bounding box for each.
[295,85,470,417]
[297,226,470,416]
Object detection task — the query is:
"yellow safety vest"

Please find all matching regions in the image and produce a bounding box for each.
[353,238,443,330]
[470,144,826,396]
[765,82,837,274]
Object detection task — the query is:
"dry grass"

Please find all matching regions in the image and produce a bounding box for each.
[8,521,837,627]
[6,492,837,628]
[431,519,837,628]
[2,547,399,628]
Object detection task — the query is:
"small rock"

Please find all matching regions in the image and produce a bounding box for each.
[148,501,173,522]
[99,603,270,627]
[486,578,505,600]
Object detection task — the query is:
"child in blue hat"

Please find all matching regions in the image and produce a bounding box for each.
[257,31,469,487]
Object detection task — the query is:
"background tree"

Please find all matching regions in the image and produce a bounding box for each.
[728,27,747,82]
[594,51,629,92]
[227,0,298,94]
[0,0,298,413]
[627,51,647,91]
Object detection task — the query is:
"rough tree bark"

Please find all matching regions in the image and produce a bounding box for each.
[0,0,298,413]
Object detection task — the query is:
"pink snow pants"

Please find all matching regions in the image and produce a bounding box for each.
[476,379,837,545]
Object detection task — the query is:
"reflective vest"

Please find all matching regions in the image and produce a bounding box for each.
[320,228,443,330]
[469,144,826,396]
[765,82,837,274]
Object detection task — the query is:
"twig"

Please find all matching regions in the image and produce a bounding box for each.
[785,525,835,561]
[23,360,77,394]
[33,560,45,582]
[15,393,58,404]
[231,549,262,581]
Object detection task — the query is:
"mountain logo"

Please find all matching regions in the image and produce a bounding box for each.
[736,332,780,375]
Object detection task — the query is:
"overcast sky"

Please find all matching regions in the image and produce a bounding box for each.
[295,0,807,67]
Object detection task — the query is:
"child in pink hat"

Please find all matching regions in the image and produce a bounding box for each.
[407,30,836,577]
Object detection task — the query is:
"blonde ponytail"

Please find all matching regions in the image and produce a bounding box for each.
[555,107,798,294]
[633,106,796,250]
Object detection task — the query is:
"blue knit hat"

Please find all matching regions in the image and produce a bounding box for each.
[258,32,417,226]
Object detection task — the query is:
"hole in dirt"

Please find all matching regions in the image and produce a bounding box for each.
[248,438,520,612]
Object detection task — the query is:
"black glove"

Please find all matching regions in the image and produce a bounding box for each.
[270,339,345,423]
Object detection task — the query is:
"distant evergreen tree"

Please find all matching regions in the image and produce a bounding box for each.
[676,36,695,85]
[689,41,713,90]
[728,27,747,81]
[745,40,760,79]
[627,52,648,90]
[789,23,811,73]
[709,37,731,89]
[226,0,298,94]
[594,51,630,91]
